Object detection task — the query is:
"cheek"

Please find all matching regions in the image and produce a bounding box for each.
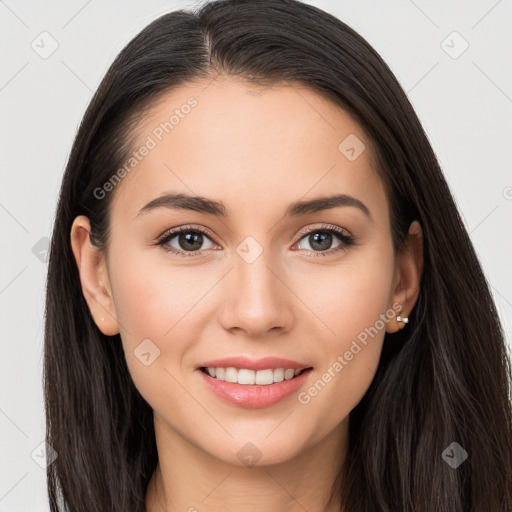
[107,247,223,392]
[107,249,202,406]
[303,245,394,348]
[298,245,394,412]
[109,248,209,342]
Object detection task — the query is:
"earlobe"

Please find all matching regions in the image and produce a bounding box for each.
[386,220,424,334]
[70,215,120,336]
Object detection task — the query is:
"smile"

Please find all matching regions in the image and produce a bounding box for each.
[197,366,314,408]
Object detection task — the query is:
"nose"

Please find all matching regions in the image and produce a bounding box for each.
[217,249,295,338]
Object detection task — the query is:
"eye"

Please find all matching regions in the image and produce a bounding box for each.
[156,225,218,257]
[155,223,355,258]
[293,224,355,257]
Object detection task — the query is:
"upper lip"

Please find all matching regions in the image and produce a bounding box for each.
[196,356,312,371]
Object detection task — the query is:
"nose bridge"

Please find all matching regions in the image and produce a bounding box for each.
[219,237,293,335]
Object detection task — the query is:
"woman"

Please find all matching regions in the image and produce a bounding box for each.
[43,0,512,510]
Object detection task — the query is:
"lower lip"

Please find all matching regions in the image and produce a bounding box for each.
[197,368,313,409]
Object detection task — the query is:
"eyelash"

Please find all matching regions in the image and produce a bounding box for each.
[155,223,356,258]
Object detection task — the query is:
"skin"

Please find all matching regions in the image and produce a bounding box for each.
[70,77,423,512]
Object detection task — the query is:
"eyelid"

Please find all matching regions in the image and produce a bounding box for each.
[156,224,216,243]
[294,223,351,240]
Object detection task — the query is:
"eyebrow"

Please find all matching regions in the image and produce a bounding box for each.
[136,193,372,221]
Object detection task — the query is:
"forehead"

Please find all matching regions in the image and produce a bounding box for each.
[110,77,388,224]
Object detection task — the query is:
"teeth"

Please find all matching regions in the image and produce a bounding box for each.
[273,368,284,383]
[225,367,238,383]
[239,369,256,385]
[206,367,305,385]
[284,369,295,380]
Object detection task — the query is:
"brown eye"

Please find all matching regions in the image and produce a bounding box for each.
[175,231,205,251]
[157,226,217,257]
[295,226,354,256]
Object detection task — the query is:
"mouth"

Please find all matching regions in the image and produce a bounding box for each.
[197,364,314,408]
[199,366,313,385]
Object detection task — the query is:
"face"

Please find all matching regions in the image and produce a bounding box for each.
[72,77,420,468]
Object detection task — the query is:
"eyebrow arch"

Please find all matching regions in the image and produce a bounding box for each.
[286,194,372,221]
[136,192,372,221]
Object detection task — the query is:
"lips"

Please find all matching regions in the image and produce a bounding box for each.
[197,366,314,408]
[195,355,314,408]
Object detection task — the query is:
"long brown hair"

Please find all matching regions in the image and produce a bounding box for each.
[44,1,512,510]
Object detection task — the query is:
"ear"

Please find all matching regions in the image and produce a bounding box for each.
[70,215,120,336]
[386,220,424,333]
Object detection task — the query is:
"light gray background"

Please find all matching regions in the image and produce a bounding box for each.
[1,0,511,510]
